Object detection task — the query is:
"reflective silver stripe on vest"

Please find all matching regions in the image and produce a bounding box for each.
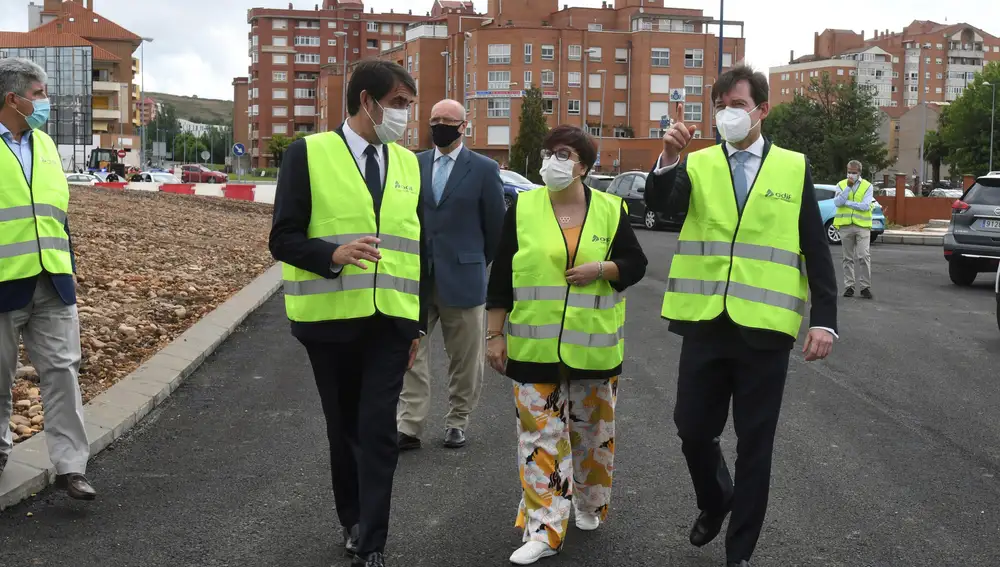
[508,323,624,348]
[675,240,804,273]
[319,233,420,255]
[834,213,855,220]
[513,286,624,310]
[508,322,561,340]
[283,273,419,296]
[0,204,68,225]
[666,277,806,315]
[0,236,71,259]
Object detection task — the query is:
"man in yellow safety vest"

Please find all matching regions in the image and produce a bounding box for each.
[833,159,875,299]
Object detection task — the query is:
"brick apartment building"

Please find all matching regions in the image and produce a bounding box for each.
[769,21,1000,109]
[236,0,745,169]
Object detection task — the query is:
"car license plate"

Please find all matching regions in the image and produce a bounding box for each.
[983,219,1000,230]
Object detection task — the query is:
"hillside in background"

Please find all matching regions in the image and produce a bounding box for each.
[147,92,233,125]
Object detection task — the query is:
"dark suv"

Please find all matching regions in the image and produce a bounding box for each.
[606,171,685,230]
[943,173,1000,286]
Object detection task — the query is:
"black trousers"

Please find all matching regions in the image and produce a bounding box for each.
[673,335,790,563]
[299,317,411,556]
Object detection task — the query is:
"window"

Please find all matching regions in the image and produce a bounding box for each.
[407,56,413,72]
[837,69,845,76]
[273,54,288,65]
[925,57,931,64]
[272,123,288,135]
[936,43,943,49]
[542,99,554,114]
[523,71,532,88]
[936,72,943,79]
[272,19,287,29]
[296,20,320,29]
[252,51,259,64]
[488,71,511,89]
[294,36,320,46]
[685,49,704,68]
[251,87,258,99]
[541,70,555,86]
[487,125,510,146]
[649,102,670,121]
[650,75,669,94]
[487,98,511,118]
[722,53,732,68]
[568,45,582,60]
[328,39,337,46]
[589,47,602,61]
[273,71,287,82]
[465,125,473,137]
[588,126,601,137]
[524,43,532,64]
[296,72,317,80]
[568,100,581,115]
[613,127,628,138]
[367,22,379,32]
[684,75,703,95]
[353,31,359,36]
[892,56,900,63]
[382,41,391,50]
[273,88,288,99]
[541,45,555,60]
[588,101,601,116]
[614,102,626,116]
[488,44,511,64]
[406,129,412,146]
[295,53,320,64]
[295,88,316,98]
[328,57,337,64]
[936,87,943,93]
[568,72,581,87]
[684,102,702,122]
[273,36,287,47]
[416,53,420,70]
[588,23,603,32]
[615,48,628,63]
[589,74,602,88]
[273,106,288,116]
[652,48,670,67]
[925,71,930,79]
[294,105,316,116]
[614,75,627,90]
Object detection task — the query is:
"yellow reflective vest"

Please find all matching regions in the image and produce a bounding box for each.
[281,132,421,323]
[508,188,626,371]
[662,144,809,338]
[832,179,873,229]
[0,129,73,282]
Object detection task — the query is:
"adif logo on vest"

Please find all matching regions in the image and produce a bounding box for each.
[393,180,416,194]
[40,156,60,166]
[764,189,793,202]
[592,235,611,244]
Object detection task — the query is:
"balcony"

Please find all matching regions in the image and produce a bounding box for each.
[93,108,121,120]
[405,24,447,42]
[93,80,122,92]
[948,48,984,59]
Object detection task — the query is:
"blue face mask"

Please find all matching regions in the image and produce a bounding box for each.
[14,95,51,130]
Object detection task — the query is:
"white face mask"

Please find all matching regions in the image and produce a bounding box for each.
[847,173,860,183]
[715,104,760,144]
[364,96,408,144]
[540,157,578,191]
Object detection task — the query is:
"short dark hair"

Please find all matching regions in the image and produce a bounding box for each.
[346,59,416,116]
[543,125,597,175]
[711,63,769,106]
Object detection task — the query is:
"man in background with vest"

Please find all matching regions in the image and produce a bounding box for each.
[0,58,95,499]
[834,160,874,299]
[644,64,838,567]
[269,59,427,567]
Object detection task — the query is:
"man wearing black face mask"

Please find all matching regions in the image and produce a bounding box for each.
[396,99,505,451]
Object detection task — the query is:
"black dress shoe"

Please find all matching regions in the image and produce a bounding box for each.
[443,427,466,448]
[860,287,874,299]
[397,432,421,451]
[343,524,359,556]
[689,502,732,547]
[843,287,855,298]
[728,561,750,567]
[54,473,97,500]
[352,552,386,567]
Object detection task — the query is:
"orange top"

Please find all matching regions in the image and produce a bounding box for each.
[562,226,582,266]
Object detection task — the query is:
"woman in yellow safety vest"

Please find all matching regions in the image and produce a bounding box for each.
[485,125,647,565]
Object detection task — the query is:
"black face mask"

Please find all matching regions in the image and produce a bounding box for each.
[431,123,463,148]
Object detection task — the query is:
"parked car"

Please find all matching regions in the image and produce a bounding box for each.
[608,171,684,230]
[132,171,183,184]
[498,169,541,208]
[875,187,916,197]
[813,184,886,245]
[65,172,100,186]
[179,164,228,184]
[584,174,615,192]
[943,172,1000,286]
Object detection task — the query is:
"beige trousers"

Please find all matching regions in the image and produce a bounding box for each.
[397,286,485,438]
[841,224,872,290]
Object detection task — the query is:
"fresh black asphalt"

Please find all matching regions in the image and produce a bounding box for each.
[1,231,999,567]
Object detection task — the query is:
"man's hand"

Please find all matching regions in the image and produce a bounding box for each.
[660,102,698,167]
[407,338,420,370]
[802,328,834,361]
[331,236,382,270]
[565,262,602,287]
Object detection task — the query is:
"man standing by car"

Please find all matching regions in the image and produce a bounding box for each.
[834,160,874,299]
[396,99,505,451]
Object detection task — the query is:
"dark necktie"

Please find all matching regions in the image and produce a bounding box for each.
[364,144,382,211]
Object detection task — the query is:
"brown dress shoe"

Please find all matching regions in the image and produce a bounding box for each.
[55,473,97,500]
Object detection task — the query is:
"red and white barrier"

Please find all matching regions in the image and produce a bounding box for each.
[85,182,270,204]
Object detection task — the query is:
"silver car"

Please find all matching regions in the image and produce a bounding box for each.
[943,172,1000,286]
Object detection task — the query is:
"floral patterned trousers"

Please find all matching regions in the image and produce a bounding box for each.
[513,375,618,549]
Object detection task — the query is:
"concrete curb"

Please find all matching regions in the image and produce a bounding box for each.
[0,264,283,511]
[879,230,945,246]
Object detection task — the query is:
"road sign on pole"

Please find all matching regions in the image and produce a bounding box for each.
[117,149,127,159]
[201,150,211,161]
[669,88,686,103]
[233,143,246,156]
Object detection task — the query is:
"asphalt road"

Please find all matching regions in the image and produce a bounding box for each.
[2,231,999,567]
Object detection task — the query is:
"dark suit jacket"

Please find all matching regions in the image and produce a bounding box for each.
[268,128,429,344]
[419,146,505,308]
[644,139,838,350]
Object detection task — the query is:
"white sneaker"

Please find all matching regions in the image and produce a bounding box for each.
[574,511,600,531]
[509,541,558,565]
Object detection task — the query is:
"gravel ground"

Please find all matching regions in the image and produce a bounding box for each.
[9,186,273,444]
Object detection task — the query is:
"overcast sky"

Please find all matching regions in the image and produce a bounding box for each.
[1,0,997,100]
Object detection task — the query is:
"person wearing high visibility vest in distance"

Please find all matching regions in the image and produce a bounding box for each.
[644,64,838,567]
[484,125,647,565]
[834,160,875,299]
[0,58,96,500]
[269,59,427,567]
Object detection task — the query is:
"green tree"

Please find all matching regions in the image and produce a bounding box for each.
[509,87,548,184]
[923,129,948,188]
[268,134,293,167]
[144,103,180,161]
[171,132,206,164]
[938,60,1000,177]
[765,73,891,183]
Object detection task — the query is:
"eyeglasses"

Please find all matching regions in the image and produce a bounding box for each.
[540,148,574,161]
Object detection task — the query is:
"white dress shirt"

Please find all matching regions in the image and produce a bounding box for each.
[343,119,386,186]
[652,136,838,340]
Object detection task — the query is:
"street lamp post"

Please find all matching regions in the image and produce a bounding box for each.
[986,81,997,172]
[508,81,519,165]
[140,37,153,166]
[597,70,607,172]
[441,51,451,99]
[717,0,724,143]
[334,31,348,123]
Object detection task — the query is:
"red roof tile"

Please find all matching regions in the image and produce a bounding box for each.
[33,1,141,43]
[0,31,120,61]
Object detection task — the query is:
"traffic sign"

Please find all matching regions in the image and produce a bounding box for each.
[669,88,686,103]
[659,114,670,130]
[201,150,211,161]
[233,143,246,156]
[117,149,127,159]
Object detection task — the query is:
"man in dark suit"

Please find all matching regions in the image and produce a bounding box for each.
[396,99,505,451]
[644,64,838,567]
[269,59,428,567]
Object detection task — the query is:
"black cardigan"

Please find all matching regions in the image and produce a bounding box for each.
[485,185,648,383]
